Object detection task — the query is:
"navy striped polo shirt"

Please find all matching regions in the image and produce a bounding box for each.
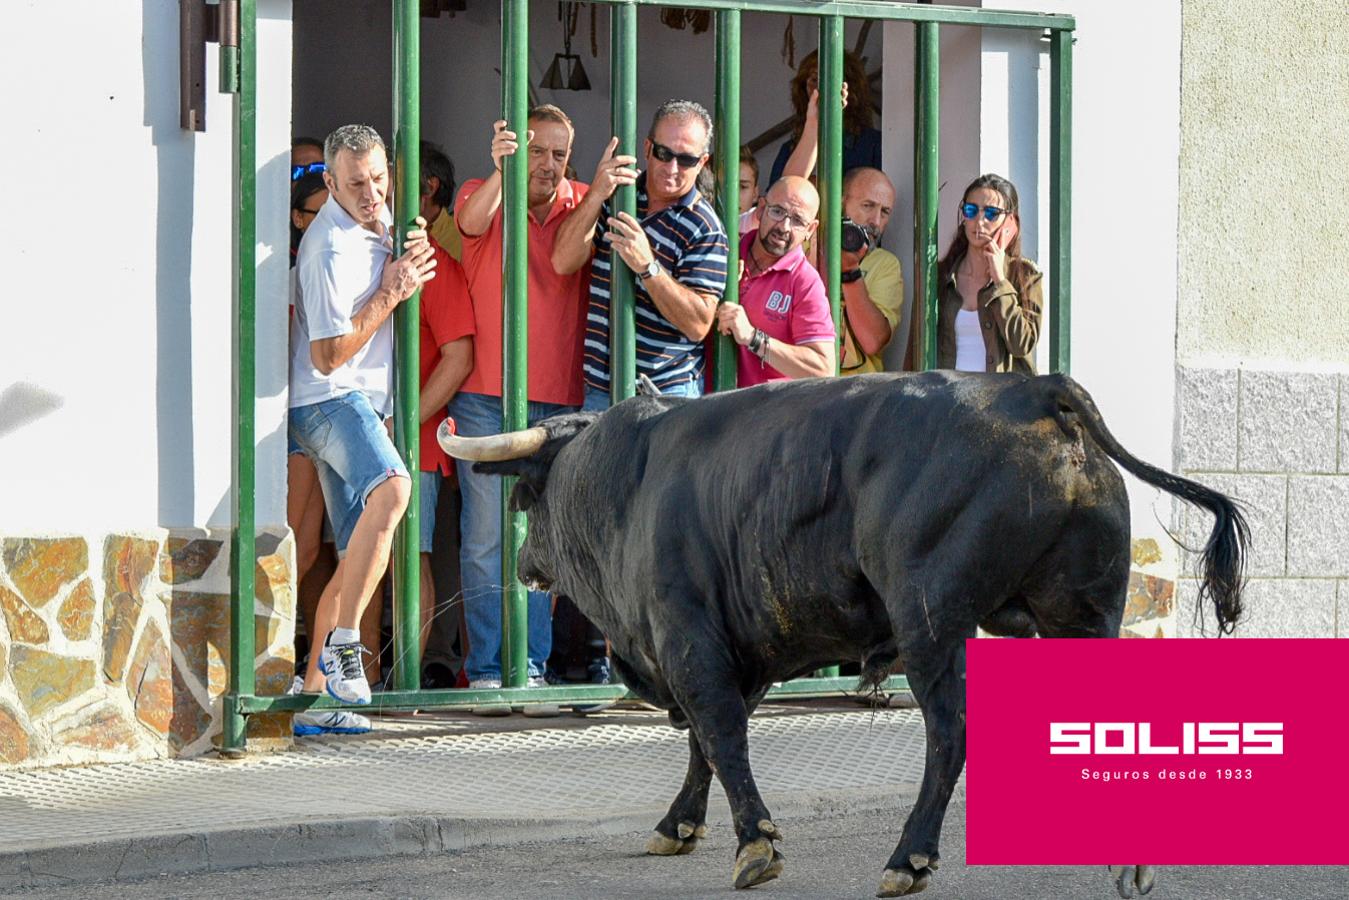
[584,174,729,393]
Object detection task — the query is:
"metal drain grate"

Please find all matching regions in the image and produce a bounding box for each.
[0,710,928,849]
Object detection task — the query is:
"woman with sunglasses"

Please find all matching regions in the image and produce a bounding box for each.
[935,173,1043,374]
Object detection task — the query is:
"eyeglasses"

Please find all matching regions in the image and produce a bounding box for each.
[960,202,1008,223]
[649,141,703,169]
[762,204,812,232]
[291,161,326,181]
[295,206,323,219]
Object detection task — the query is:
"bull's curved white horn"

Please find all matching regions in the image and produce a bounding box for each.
[437,421,548,461]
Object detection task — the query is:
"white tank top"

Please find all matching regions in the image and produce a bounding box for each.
[954,309,985,372]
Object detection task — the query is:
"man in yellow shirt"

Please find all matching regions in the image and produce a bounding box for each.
[838,167,903,374]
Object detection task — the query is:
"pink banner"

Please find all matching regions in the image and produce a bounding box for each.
[966,638,1347,864]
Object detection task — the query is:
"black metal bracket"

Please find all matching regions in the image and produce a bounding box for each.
[180,1,237,131]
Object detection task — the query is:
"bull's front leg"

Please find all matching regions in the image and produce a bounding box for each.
[647,730,713,856]
[879,647,966,898]
[665,667,784,889]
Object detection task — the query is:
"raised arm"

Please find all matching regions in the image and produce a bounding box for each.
[780,84,849,180]
[552,136,637,275]
[456,120,520,238]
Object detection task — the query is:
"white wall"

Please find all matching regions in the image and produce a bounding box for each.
[0,0,291,532]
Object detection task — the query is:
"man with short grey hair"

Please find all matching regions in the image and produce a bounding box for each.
[287,123,437,732]
[553,99,729,406]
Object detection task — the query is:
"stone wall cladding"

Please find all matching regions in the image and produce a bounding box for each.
[0,529,295,769]
[1175,366,1346,637]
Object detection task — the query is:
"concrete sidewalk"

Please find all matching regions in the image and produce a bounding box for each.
[0,702,929,890]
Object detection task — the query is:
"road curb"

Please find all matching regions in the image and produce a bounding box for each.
[0,786,916,889]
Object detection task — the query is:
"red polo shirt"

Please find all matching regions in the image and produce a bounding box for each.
[420,239,476,475]
[735,231,836,387]
[454,177,591,406]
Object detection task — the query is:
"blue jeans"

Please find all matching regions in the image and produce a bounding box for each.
[288,391,409,555]
[581,378,701,412]
[419,470,442,554]
[447,391,576,681]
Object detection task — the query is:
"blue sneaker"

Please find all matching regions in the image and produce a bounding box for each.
[319,641,372,705]
[293,709,372,736]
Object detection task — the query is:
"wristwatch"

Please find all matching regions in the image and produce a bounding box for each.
[840,268,864,284]
[639,260,664,281]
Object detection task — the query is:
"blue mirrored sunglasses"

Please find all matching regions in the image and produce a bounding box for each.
[960,202,1007,222]
[291,161,326,181]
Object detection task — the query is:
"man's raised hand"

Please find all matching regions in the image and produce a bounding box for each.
[490,119,534,173]
[591,136,638,201]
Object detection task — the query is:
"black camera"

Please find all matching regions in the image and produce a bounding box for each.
[840,217,877,255]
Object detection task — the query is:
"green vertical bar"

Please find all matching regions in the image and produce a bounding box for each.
[914,21,940,371]
[223,0,257,757]
[1049,28,1072,375]
[501,0,530,688]
[814,15,845,681]
[390,0,422,693]
[609,3,638,403]
[818,16,844,340]
[713,9,741,394]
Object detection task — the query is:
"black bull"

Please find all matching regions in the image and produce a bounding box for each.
[439,372,1247,898]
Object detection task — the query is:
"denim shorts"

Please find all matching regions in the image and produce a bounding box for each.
[288,391,409,555]
[419,470,441,554]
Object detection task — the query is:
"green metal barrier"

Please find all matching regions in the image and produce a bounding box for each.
[223,0,1075,754]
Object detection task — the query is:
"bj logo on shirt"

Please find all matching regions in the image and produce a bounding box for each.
[765,291,793,315]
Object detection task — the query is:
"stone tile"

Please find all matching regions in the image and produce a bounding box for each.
[103,534,160,602]
[1341,376,1348,473]
[1177,367,1238,471]
[1287,476,1349,577]
[170,666,213,752]
[256,551,293,618]
[0,704,30,764]
[57,577,95,641]
[0,584,49,644]
[1,537,88,608]
[159,538,223,586]
[9,646,95,719]
[126,620,172,736]
[1238,371,1338,473]
[54,702,138,752]
[171,591,230,695]
[1131,538,1163,567]
[1122,572,1174,625]
[1176,473,1286,578]
[101,591,143,684]
[1175,578,1335,638]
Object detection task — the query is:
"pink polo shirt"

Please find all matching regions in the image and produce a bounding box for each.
[735,232,836,387]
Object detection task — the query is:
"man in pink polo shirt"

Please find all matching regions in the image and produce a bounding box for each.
[716,175,836,387]
[450,105,589,714]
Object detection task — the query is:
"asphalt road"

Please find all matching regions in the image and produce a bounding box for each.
[6,799,1345,900]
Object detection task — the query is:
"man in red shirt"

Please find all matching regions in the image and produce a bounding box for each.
[450,105,589,714]
[716,176,836,386]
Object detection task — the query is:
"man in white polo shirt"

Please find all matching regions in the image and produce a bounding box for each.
[288,124,437,726]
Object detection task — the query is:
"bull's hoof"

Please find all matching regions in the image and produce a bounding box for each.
[646,822,707,856]
[733,837,785,889]
[877,866,933,897]
[1108,865,1156,898]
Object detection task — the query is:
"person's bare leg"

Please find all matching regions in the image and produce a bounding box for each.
[297,543,336,671]
[288,454,325,584]
[336,476,410,630]
[304,559,345,692]
[419,553,436,656]
[360,575,384,684]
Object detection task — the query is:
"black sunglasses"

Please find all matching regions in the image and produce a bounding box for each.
[291,161,326,181]
[649,141,703,169]
[960,202,1007,223]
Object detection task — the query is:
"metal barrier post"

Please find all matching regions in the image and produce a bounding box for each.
[390,0,423,694]
[222,0,257,757]
[914,20,940,370]
[1049,27,1072,375]
[501,0,531,688]
[818,15,844,334]
[609,3,638,403]
[713,8,741,394]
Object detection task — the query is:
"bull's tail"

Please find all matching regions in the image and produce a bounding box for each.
[1042,374,1249,634]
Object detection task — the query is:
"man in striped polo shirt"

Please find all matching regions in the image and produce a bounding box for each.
[553,99,729,409]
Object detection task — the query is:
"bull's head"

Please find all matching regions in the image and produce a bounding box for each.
[437,412,598,592]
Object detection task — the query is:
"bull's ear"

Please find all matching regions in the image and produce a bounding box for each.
[473,458,550,512]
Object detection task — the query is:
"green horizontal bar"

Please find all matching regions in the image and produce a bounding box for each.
[581,0,1073,31]
[237,676,910,714]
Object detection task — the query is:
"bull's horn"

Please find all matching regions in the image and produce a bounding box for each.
[437,421,548,461]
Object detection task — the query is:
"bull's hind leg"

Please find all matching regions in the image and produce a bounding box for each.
[878,643,967,897]
[647,730,713,856]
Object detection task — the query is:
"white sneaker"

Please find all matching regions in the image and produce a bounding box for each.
[521,676,560,718]
[469,678,510,717]
[293,709,372,736]
[287,676,305,696]
[319,642,372,705]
